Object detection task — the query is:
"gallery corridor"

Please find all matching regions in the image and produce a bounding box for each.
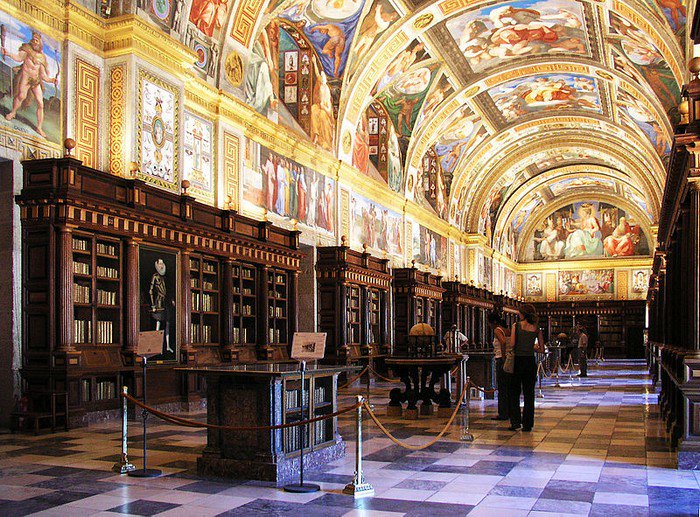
[0,360,697,516]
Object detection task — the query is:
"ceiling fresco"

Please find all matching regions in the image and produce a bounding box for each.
[132,0,687,263]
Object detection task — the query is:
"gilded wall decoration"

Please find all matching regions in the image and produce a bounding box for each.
[525,272,543,297]
[632,269,649,293]
[109,65,126,176]
[223,131,240,210]
[74,58,99,168]
[616,269,628,299]
[183,111,214,201]
[136,70,180,191]
[545,272,556,301]
[230,0,266,46]
[0,9,62,144]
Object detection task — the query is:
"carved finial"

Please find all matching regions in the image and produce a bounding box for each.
[181,179,190,195]
[690,57,700,81]
[290,218,298,230]
[679,99,690,124]
[362,243,368,252]
[470,279,474,285]
[411,259,417,268]
[340,235,348,246]
[225,195,233,209]
[64,138,76,157]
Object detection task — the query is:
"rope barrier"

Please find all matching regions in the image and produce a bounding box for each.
[339,366,370,389]
[467,380,497,394]
[362,382,469,451]
[537,361,552,379]
[121,392,360,432]
[560,355,574,373]
[367,365,401,383]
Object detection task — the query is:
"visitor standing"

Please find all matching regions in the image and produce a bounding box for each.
[488,311,510,421]
[578,327,589,377]
[508,304,545,432]
[444,324,467,354]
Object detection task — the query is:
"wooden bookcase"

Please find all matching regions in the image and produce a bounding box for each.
[392,267,445,356]
[17,157,302,428]
[282,373,334,453]
[316,246,391,364]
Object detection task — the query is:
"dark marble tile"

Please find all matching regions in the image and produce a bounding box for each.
[648,486,700,516]
[308,493,360,509]
[403,501,473,516]
[176,480,241,493]
[465,461,517,476]
[108,499,181,515]
[365,446,412,463]
[590,503,649,517]
[384,457,439,471]
[539,487,595,503]
[285,503,348,517]
[395,479,447,491]
[422,465,468,474]
[226,498,303,514]
[305,472,353,484]
[596,475,648,494]
[545,479,598,492]
[488,485,543,498]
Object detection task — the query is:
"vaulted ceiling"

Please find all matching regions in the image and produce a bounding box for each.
[140,0,688,261]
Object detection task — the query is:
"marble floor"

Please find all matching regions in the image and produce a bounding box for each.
[0,359,698,516]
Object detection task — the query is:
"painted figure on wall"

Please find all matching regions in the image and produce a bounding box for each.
[0,14,61,143]
[348,0,398,75]
[563,203,603,258]
[350,193,403,256]
[245,41,278,116]
[310,66,335,151]
[374,40,426,94]
[149,259,175,354]
[632,270,649,293]
[189,0,230,38]
[526,273,543,297]
[558,269,614,296]
[352,112,370,173]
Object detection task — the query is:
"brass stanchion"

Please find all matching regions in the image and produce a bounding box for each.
[555,347,561,388]
[460,377,474,442]
[343,396,374,498]
[113,386,135,474]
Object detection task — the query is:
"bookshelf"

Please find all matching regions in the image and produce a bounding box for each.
[267,268,289,347]
[316,246,391,364]
[393,267,445,356]
[71,234,122,347]
[189,255,220,345]
[17,156,302,429]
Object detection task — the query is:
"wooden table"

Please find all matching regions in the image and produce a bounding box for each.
[180,364,357,485]
[385,355,462,413]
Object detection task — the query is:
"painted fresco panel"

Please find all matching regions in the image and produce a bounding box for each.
[412,224,447,270]
[632,269,650,293]
[558,269,614,296]
[488,73,600,122]
[445,0,589,73]
[350,193,403,256]
[525,273,543,297]
[0,10,62,144]
[139,75,178,190]
[183,112,214,197]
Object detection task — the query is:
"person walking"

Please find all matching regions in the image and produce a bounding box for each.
[488,311,510,421]
[508,304,545,432]
[444,324,468,354]
[577,327,589,377]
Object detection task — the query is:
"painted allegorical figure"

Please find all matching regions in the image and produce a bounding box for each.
[189,0,230,38]
[2,31,58,138]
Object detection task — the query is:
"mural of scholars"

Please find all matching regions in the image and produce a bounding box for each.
[2,31,58,138]
[534,217,564,259]
[310,67,335,150]
[564,203,603,258]
[603,217,638,257]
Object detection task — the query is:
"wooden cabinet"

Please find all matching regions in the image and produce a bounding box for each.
[316,246,390,364]
[392,267,445,356]
[16,157,302,428]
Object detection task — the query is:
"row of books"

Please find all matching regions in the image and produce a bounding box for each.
[96,242,117,256]
[74,283,91,303]
[233,267,255,279]
[96,265,118,279]
[233,303,254,316]
[95,320,115,344]
[202,263,217,274]
[191,323,214,343]
[192,292,217,312]
[74,319,92,343]
[268,328,284,344]
[269,306,285,318]
[232,286,254,295]
[268,290,286,298]
[202,280,216,290]
[283,425,309,452]
[285,389,309,410]
[270,274,286,284]
[97,289,117,305]
[74,261,90,275]
[232,327,251,344]
[95,380,117,401]
[72,238,89,251]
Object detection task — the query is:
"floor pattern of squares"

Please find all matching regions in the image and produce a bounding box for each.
[0,359,698,516]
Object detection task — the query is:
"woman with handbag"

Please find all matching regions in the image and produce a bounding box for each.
[507,304,545,432]
[488,311,510,421]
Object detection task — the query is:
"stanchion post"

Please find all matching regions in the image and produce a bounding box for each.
[365,367,373,409]
[555,347,561,388]
[128,356,162,478]
[113,386,136,474]
[460,377,474,442]
[343,396,374,498]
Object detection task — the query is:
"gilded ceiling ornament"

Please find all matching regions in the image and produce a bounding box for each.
[413,13,434,30]
[465,85,480,97]
[342,131,352,154]
[595,70,613,81]
[224,52,244,87]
